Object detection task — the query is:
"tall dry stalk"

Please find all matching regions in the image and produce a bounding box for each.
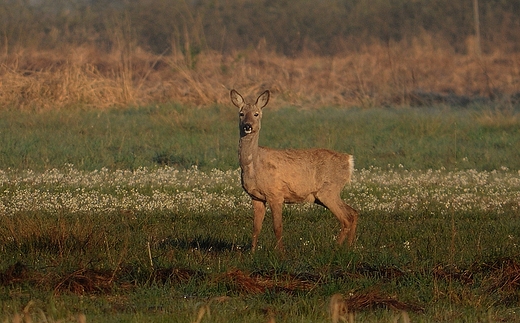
[106,13,137,106]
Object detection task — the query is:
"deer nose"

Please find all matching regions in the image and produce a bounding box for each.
[243,124,253,134]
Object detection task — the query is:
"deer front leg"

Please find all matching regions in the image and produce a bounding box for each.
[251,199,266,252]
[268,199,285,253]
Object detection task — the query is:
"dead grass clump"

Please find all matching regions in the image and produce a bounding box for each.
[50,266,207,295]
[433,257,520,293]
[479,257,520,303]
[53,268,116,295]
[343,290,424,312]
[222,269,318,295]
[0,263,118,296]
[222,269,268,294]
[432,257,520,305]
[0,262,208,296]
[432,264,474,285]
[329,291,423,323]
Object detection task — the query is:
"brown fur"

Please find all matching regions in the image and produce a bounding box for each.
[231,89,358,252]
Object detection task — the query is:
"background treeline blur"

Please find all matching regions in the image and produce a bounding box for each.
[0,0,519,109]
[2,0,519,55]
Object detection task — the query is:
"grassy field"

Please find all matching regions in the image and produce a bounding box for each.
[0,102,519,171]
[0,103,519,322]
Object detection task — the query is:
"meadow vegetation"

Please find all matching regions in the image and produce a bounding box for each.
[0,103,518,172]
[0,104,519,322]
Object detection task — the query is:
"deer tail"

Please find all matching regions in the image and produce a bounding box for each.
[347,155,354,183]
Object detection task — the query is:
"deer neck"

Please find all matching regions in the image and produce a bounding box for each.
[239,133,260,168]
[239,132,263,193]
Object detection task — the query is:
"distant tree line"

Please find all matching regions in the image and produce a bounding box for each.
[1,0,519,55]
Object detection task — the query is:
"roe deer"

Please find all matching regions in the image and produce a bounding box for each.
[230,89,358,252]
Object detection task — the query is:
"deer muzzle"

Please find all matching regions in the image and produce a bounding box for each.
[242,123,253,134]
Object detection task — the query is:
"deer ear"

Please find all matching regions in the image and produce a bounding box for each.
[230,89,245,109]
[256,90,270,109]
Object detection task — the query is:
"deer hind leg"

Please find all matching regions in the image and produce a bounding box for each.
[341,202,358,245]
[251,199,266,252]
[316,190,358,246]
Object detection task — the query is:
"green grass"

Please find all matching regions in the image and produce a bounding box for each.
[0,103,519,322]
[0,103,518,171]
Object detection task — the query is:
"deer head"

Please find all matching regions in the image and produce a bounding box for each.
[230,90,270,137]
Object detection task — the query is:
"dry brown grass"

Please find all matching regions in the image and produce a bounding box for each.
[329,292,419,323]
[475,105,520,128]
[330,290,424,314]
[1,39,519,110]
[222,269,319,295]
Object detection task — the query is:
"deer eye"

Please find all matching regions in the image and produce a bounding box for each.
[254,112,259,117]
[239,112,244,117]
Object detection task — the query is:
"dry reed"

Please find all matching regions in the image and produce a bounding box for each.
[1,40,519,110]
